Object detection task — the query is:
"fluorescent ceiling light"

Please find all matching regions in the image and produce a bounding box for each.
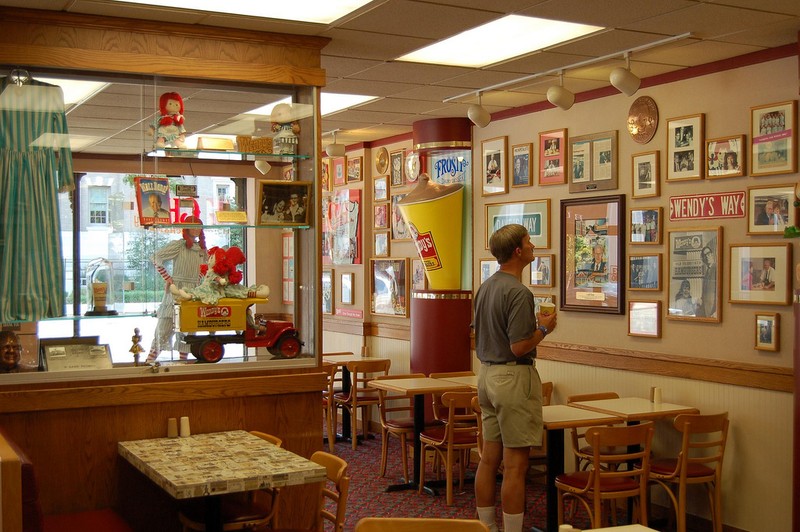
[36,78,109,105]
[110,0,372,24]
[397,15,604,68]
[246,93,377,117]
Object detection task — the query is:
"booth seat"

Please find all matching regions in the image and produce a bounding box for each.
[0,427,132,532]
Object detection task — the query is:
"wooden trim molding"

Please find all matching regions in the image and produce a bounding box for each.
[538,342,793,393]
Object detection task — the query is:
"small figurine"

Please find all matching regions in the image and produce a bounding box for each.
[150,91,187,149]
[171,245,270,305]
[270,103,300,155]
[130,327,145,367]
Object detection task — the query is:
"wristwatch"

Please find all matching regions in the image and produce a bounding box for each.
[538,325,548,337]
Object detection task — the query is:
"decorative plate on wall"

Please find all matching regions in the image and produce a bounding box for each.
[627,96,659,144]
[375,147,389,174]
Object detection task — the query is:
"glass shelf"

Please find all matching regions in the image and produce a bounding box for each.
[147,149,310,161]
[149,223,310,230]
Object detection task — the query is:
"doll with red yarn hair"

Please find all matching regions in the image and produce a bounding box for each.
[150,91,187,149]
[145,216,207,363]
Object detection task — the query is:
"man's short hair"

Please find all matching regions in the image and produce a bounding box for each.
[489,224,527,264]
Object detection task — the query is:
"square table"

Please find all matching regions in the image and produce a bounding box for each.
[569,396,699,422]
[436,374,478,388]
[367,377,472,492]
[118,430,326,532]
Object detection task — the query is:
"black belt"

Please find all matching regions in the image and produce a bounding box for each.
[484,358,534,366]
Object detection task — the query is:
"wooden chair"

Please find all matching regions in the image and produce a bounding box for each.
[556,422,654,529]
[647,412,729,532]
[419,391,479,505]
[272,451,350,532]
[375,373,426,481]
[333,358,391,450]
[470,395,483,458]
[429,371,475,422]
[355,517,489,532]
[566,392,623,471]
[321,361,338,452]
[529,381,554,478]
[179,431,284,531]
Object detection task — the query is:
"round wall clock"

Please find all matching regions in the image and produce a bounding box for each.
[627,96,659,144]
[375,147,389,174]
[405,151,420,183]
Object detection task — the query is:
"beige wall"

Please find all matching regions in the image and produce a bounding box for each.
[326,54,798,531]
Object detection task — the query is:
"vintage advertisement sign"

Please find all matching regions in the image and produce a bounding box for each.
[668,191,746,221]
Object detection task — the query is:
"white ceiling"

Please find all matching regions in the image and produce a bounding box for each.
[2,0,800,154]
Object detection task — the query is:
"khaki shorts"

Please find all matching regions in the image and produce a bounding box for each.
[478,363,543,448]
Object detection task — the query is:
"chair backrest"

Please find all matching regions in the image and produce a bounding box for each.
[566,391,619,403]
[321,361,338,396]
[541,381,554,406]
[355,517,489,532]
[344,358,391,405]
[374,373,425,426]
[435,391,479,448]
[310,450,350,532]
[250,431,283,447]
[470,395,483,457]
[672,412,729,482]
[429,371,474,421]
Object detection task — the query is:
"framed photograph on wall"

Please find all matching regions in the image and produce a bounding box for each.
[560,194,625,314]
[341,273,354,305]
[511,143,532,187]
[750,100,797,176]
[321,158,332,192]
[666,226,722,322]
[631,151,660,198]
[529,254,554,288]
[729,243,792,305]
[569,130,618,193]
[706,135,745,178]
[746,183,797,235]
[374,175,388,201]
[391,193,411,240]
[533,294,556,315]
[321,269,334,315]
[481,136,508,196]
[755,312,779,351]
[347,156,362,182]
[257,180,312,227]
[485,199,550,250]
[332,156,346,187]
[479,259,500,285]
[411,258,427,291]
[374,232,390,257]
[390,149,405,187]
[666,113,705,181]
[374,203,389,230]
[629,207,662,245]
[538,128,567,186]
[371,258,409,317]
[629,253,661,291]
[628,300,661,338]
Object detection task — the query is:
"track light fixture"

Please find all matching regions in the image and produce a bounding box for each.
[610,52,641,96]
[325,129,345,157]
[467,92,491,128]
[254,160,271,175]
[546,72,575,111]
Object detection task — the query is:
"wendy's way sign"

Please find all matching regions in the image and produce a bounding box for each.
[669,191,745,221]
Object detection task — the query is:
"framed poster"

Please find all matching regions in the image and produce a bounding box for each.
[332,156,346,186]
[374,175,388,201]
[134,175,171,226]
[321,158,332,192]
[706,135,745,178]
[321,269,334,315]
[568,130,618,193]
[328,188,362,265]
[628,300,661,338]
[321,196,333,265]
[391,193,411,241]
[485,199,550,250]
[371,258,409,317]
[481,136,508,196]
[511,143,532,187]
[529,254,554,288]
[750,100,797,176]
[411,258,427,291]
[746,183,797,235]
[729,243,792,305]
[666,113,705,181]
[257,180,311,226]
[479,259,500,285]
[374,203,389,229]
[374,232,389,257]
[539,128,567,186]
[390,149,405,187]
[666,227,722,322]
[560,194,625,314]
[346,156,362,183]
[629,253,661,291]
[629,207,662,245]
[631,151,659,199]
[340,273,354,305]
[755,313,779,351]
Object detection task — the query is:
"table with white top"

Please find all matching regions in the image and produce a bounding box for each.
[118,430,326,532]
[367,377,472,492]
[569,396,699,422]
[436,374,478,388]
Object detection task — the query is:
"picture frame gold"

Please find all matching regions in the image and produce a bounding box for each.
[629,253,661,291]
[631,151,659,199]
[755,312,779,351]
[340,273,354,305]
[511,143,532,187]
[666,226,722,322]
[371,258,409,317]
[257,180,312,227]
[485,199,550,250]
[746,183,797,235]
[750,100,797,176]
[538,128,567,186]
[481,136,508,196]
[706,134,745,178]
[529,254,554,288]
[629,207,662,245]
[569,130,618,193]
[628,300,661,338]
[321,269,334,315]
[729,243,792,305]
[347,155,362,183]
[666,113,705,181]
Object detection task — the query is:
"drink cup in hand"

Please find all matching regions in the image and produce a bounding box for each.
[539,302,556,316]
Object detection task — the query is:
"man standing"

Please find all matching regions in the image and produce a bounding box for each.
[473,224,557,532]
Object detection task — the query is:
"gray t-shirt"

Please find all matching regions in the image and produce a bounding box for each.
[474,270,537,364]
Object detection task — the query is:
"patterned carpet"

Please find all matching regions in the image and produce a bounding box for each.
[329,428,597,532]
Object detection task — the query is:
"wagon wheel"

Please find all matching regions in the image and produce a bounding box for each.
[268,334,301,359]
[197,339,225,363]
